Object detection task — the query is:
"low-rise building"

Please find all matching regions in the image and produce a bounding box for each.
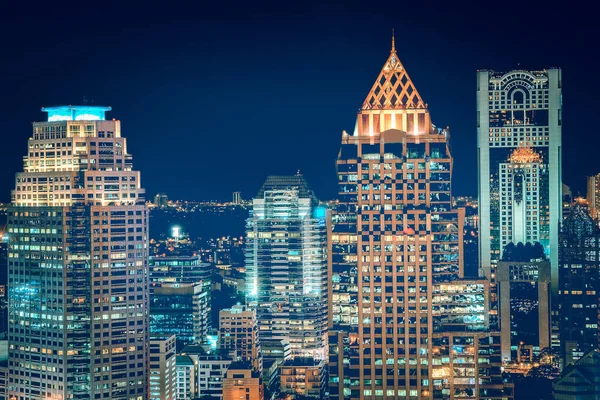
[222,361,264,400]
[279,357,325,399]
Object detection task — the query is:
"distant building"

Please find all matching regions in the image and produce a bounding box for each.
[559,200,600,366]
[222,361,264,400]
[563,183,574,220]
[150,255,212,346]
[154,192,169,207]
[219,305,262,373]
[176,355,197,400]
[497,247,551,362]
[553,349,600,400]
[150,335,177,400]
[232,191,242,205]
[279,357,325,399]
[246,174,330,361]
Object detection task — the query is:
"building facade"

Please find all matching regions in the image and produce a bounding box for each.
[279,357,326,399]
[559,200,600,367]
[7,106,149,400]
[587,174,600,220]
[150,335,177,400]
[497,259,551,362]
[175,355,196,400]
[246,175,329,361]
[477,68,562,294]
[222,361,264,400]
[330,38,468,399]
[219,304,262,373]
[150,255,211,346]
[553,349,600,400]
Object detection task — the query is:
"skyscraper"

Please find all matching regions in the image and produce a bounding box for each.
[245,175,329,361]
[477,68,562,292]
[587,174,600,220]
[7,106,149,400]
[330,37,471,399]
[559,200,600,367]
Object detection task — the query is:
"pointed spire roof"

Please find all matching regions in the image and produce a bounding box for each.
[361,34,426,111]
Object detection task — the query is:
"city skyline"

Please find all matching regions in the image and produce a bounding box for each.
[0,2,598,203]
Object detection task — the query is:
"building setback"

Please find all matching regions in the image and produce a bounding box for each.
[7,106,149,400]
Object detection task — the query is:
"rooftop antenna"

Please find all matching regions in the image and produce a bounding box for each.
[391,29,395,52]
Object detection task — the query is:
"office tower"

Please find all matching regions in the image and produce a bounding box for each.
[222,361,264,400]
[477,68,562,292]
[219,304,262,373]
[327,38,515,400]
[587,174,600,220]
[7,105,148,400]
[150,335,177,400]
[245,174,329,361]
[559,200,600,366]
[553,349,600,399]
[149,255,211,346]
[153,192,169,208]
[497,252,551,362]
[330,36,465,399]
[279,357,326,399]
[232,191,242,205]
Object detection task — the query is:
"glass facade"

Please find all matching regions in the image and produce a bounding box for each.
[246,175,329,361]
[7,107,148,400]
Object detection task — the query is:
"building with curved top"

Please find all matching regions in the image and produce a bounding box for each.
[477,68,562,299]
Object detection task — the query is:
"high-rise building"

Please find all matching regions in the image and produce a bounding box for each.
[327,38,514,400]
[553,349,600,400]
[7,105,149,400]
[496,254,551,362]
[245,174,329,361]
[219,304,262,373]
[150,335,177,400]
[587,174,600,220]
[477,68,562,293]
[222,361,264,400]
[149,255,212,347]
[559,200,600,367]
[330,37,466,399]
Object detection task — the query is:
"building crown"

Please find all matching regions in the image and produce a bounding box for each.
[361,32,426,111]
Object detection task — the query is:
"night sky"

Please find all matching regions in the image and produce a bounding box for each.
[0,2,596,202]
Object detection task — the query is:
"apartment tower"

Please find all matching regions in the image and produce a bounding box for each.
[7,106,149,400]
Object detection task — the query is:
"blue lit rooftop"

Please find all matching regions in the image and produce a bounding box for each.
[41,105,111,122]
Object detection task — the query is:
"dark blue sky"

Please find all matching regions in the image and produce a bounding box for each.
[0,2,596,202]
